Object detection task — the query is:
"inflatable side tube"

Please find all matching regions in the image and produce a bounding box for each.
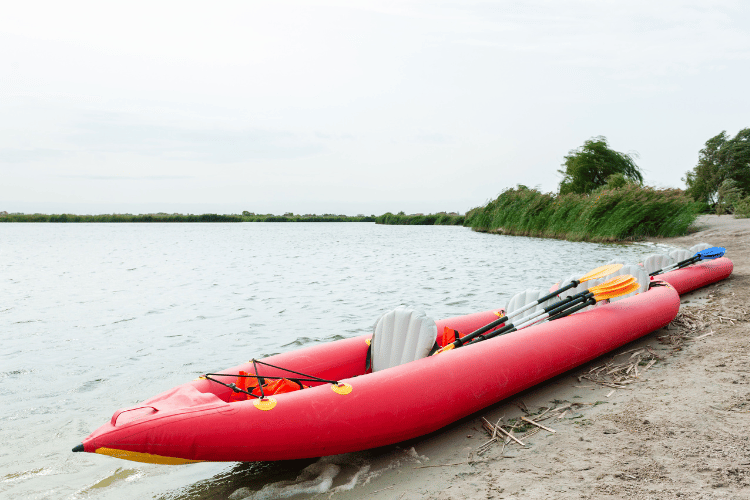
[80,284,679,463]
[656,257,733,295]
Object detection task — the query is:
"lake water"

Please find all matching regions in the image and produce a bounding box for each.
[0,223,676,499]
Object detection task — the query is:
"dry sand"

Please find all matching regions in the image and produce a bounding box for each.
[242,215,750,500]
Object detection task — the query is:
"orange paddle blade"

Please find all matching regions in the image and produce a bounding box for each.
[593,282,640,301]
[579,264,623,283]
[589,275,635,293]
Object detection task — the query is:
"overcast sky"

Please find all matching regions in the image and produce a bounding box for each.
[2,0,749,215]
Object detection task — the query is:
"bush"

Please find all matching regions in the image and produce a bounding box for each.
[716,179,743,215]
[734,197,750,218]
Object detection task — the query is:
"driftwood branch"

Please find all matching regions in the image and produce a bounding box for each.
[521,416,556,433]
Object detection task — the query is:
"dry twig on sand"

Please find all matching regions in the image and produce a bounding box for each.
[579,346,661,389]
[477,403,570,454]
[521,416,556,433]
[477,416,526,455]
[660,309,713,347]
[661,300,747,348]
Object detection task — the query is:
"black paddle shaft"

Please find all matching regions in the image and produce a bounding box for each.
[548,296,596,320]
[454,315,506,347]
[454,279,583,348]
[649,255,699,276]
[471,291,595,345]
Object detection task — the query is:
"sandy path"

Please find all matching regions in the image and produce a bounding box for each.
[245,215,750,500]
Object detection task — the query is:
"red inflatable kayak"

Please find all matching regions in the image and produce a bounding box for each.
[75,281,683,464]
[656,257,733,295]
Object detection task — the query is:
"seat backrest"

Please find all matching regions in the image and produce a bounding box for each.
[689,242,712,254]
[371,306,437,372]
[642,254,675,275]
[669,248,693,263]
[556,274,582,300]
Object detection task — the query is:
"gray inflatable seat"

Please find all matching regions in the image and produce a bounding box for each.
[370,306,437,372]
[669,248,693,262]
[505,289,556,316]
[689,242,712,253]
[556,274,583,300]
[552,274,595,312]
[642,254,675,275]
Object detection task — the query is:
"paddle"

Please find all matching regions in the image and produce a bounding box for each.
[434,274,634,356]
[436,264,624,354]
[545,282,641,322]
[649,247,726,277]
[464,276,638,345]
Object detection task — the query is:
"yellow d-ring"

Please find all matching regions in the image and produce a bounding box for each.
[365,338,371,346]
[253,398,277,411]
[332,383,353,395]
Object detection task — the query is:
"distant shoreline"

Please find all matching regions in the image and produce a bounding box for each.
[0,212,474,224]
[0,213,378,223]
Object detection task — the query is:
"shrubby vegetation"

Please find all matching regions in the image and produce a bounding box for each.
[0,213,377,223]
[375,212,465,225]
[10,130,742,236]
[0,213,243,222]
[241,214,376,222]
[734,198,750,218]
[464,184,697,242]
[457,135,699,240]
[378,135,699,240]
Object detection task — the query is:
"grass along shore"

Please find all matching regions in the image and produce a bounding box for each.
[1,184,698,243]
[374,212,465,225]
[463,185,698,242]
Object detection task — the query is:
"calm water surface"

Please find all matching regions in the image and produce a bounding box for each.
[0,223,674,499]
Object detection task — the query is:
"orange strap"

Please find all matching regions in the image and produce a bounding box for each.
[441,326,460,346]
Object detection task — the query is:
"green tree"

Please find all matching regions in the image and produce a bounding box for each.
[684,128,750,205]
[558,137,643,195]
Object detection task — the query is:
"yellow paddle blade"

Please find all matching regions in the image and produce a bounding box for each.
[593,282,640,301]
[579,263,623,283]
[588,275,635,293]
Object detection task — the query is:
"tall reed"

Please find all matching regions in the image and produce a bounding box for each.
[465,185,698,242]
[374,213,465,225]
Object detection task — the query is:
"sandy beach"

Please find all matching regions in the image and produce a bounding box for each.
[272,215,749,500]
